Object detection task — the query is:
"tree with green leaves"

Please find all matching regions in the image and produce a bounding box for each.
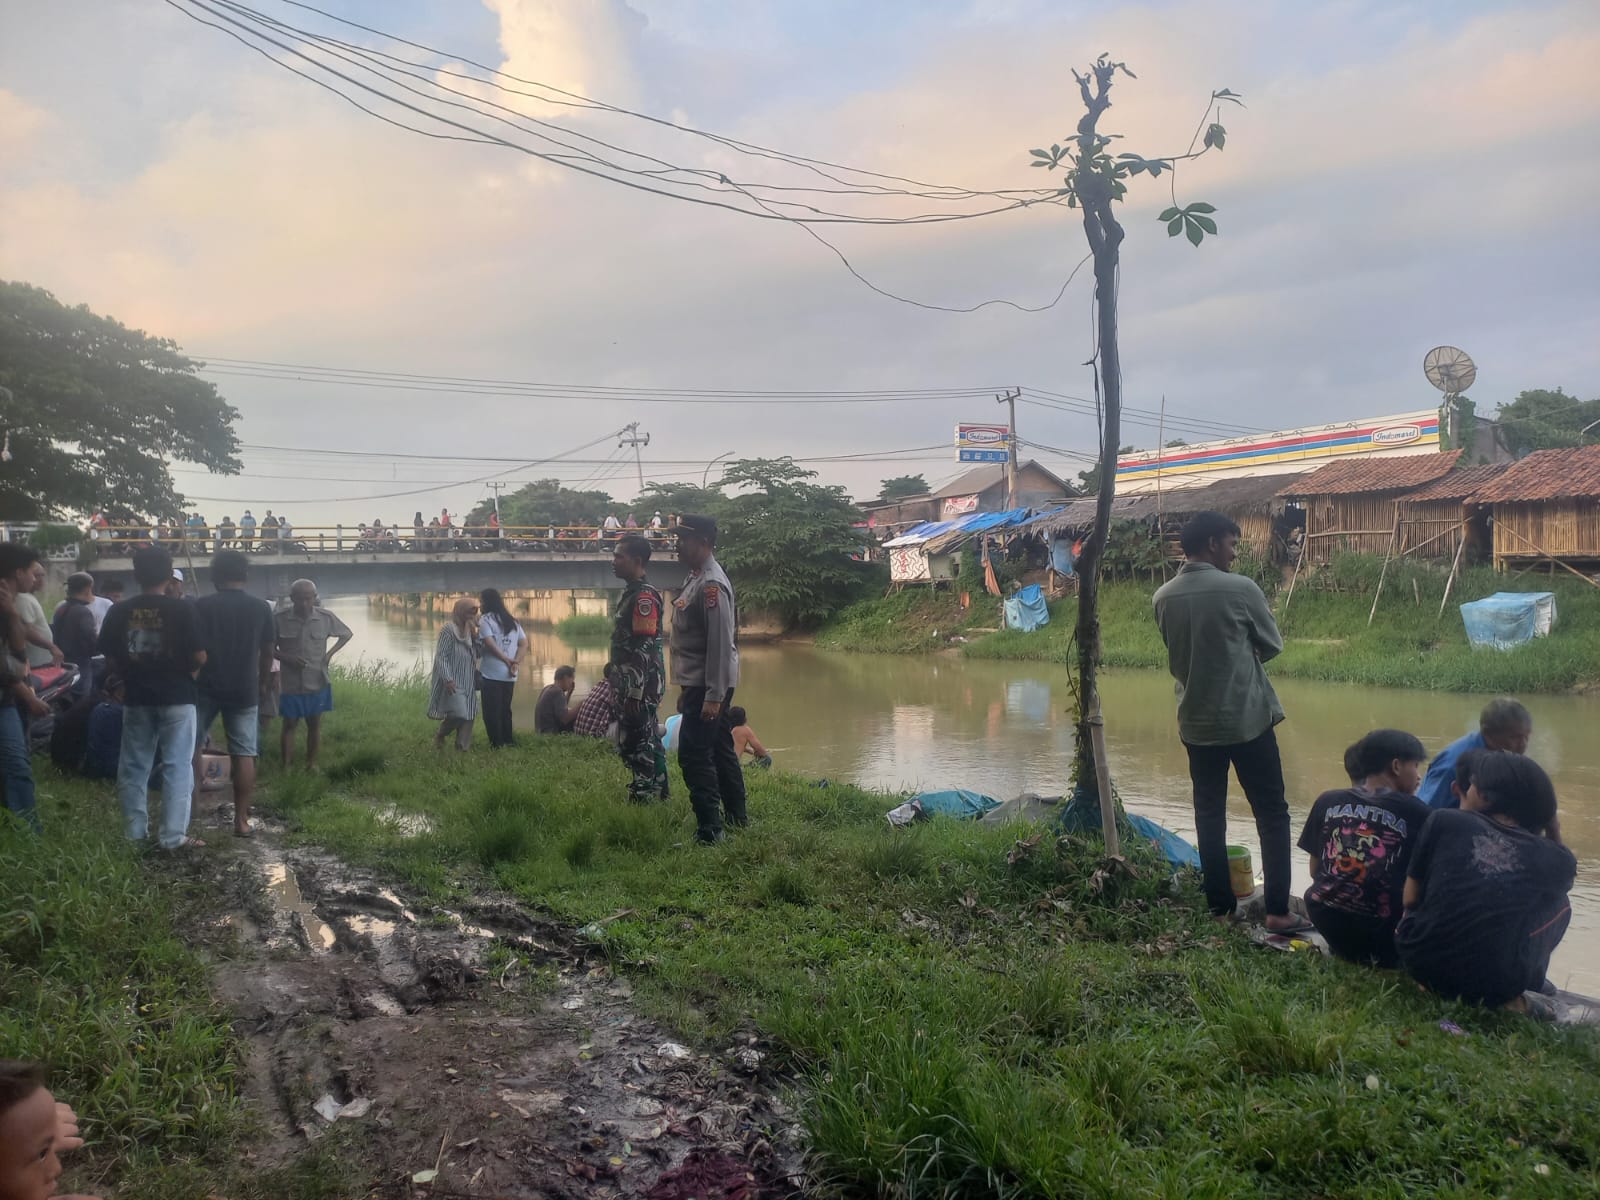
[713,457,869,628]
[876,474,930,502]
[1029,58,1241,803]
[467,478,615,530]
[1495,388,1600,456]
[631,481,726,518]
[0,280,240,520]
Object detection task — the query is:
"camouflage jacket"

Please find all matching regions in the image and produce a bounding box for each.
[609,577,665,704]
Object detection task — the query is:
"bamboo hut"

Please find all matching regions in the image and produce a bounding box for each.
[1471,445,1600,573]
[1278,451,1462,563]
[1394,463,1508,562]
[1157,471,1312,561]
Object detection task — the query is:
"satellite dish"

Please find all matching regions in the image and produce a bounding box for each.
[1423,345,1477,395]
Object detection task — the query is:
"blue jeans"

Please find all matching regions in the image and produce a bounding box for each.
[0,704,38,833]
[119,704,197,849]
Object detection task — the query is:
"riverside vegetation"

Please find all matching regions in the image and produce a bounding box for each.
[7,664,1598,1197]
[818,555,1600,694]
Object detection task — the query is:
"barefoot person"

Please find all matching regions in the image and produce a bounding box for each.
[273,579,352,771]
[192,550,274,837]
[1153,512,1304,933]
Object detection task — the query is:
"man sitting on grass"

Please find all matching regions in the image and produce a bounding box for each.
[534,665,578,734]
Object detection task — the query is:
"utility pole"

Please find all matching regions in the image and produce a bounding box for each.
[486,480,507,524]
[618,422,651,492]
[996,388,1021,508]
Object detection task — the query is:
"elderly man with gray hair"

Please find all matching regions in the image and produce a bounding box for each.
[272,579,352,771]
[1417,697,1533,810]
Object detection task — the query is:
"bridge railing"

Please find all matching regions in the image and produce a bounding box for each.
[87,524,678,556]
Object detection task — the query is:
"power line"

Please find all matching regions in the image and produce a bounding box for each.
[164,0,1087,313]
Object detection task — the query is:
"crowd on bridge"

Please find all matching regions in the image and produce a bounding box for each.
[86,505,685,556]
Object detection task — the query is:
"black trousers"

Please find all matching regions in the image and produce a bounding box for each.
[1183,726,1291,917]
[677,686,747,842]
[480,678,516,748]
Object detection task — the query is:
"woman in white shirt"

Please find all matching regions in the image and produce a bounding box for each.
[476,588,525,748]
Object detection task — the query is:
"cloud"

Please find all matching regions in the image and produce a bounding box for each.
[1,0,1596,519]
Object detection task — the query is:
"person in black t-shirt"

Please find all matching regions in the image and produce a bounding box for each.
[1298,729,1432,967]
[1396,750,1575,1009]
[97,547,206,851]
[193,551,275,837]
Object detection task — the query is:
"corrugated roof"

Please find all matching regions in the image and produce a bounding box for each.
[930,459,1074,499]
[1159,470,1313,514]
[1398,463,1510,504]
[1471,445,1600,503]
[1278,451,1462,498]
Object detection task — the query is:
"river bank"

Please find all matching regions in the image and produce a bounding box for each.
[817,559,1600,693]
[9,673,1599,1197]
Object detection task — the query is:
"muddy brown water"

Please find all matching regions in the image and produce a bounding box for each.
[335,600,1600,995]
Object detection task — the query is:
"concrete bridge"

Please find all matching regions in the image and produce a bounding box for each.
[85,546,692,598]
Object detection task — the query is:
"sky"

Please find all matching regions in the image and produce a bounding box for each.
[3,0,1598,525]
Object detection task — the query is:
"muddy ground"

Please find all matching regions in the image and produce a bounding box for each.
[178,805,806,1199]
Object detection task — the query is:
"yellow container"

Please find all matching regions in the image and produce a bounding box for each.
[1226,845,1254,898]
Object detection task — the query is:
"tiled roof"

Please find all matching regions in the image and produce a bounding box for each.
[1471,445,1600,503]
[1278,451,1462,498]
[1398,464,1510,503]
[931,459,1074,499]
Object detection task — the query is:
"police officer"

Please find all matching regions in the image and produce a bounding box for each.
[609,534,668,803]
[668,515,745,843]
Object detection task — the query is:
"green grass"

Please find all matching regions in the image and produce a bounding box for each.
[553,612,612,642]
[844,559,1600,693]
[248,670,1600,1198]
[816,588,994,654]
[0,779,357,1200]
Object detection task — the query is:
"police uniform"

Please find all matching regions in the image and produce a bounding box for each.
[609,574,668,803]
[670,538,745,842]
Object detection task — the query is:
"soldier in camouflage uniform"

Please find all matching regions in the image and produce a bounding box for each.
[609,534,668,803]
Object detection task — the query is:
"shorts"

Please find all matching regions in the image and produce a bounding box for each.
[279,686,334,720]
[196,697,261,757]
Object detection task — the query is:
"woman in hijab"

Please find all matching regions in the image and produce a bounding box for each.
[428,597,480,751]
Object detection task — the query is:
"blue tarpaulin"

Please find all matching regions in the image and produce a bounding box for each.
[1056,784,1202,871]
[1004,583,1050,632]
[1460,591,1557,650]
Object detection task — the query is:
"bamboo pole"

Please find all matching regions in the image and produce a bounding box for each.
[1395,523,1459,560]
[1367,508,1403,627]
[1280,541,1307,621]
[1087,704,1121,858]
[1495,520,1600,590]
[1438,532,1468,618]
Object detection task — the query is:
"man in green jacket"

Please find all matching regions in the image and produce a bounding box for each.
[1153,511,1302,931]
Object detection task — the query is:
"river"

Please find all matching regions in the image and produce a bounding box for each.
[332,597,1599,994]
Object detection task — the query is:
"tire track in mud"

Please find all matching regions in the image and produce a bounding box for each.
[187,811,806,1198]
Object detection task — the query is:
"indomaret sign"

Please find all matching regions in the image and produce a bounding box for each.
[955,423,1011,463]
[1114,409,1442,493]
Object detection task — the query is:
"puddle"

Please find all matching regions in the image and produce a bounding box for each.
[264,861,337,952]
[346,914,398,940]
[375,805,436,838]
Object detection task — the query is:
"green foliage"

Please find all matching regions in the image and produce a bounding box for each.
[631,480,725,518]
[817,588,987,654]
[477,478,616,530]
[1075,445,1133,495]
[714,457,871,629]
[1102,518,1167,578]
[553,612,611,642]
[876,473,930,502]
[1495,387,1600,456]
[0,280,240,521]
[28,522,85,551]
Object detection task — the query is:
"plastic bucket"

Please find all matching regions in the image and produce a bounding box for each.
[1226,845,1254,898]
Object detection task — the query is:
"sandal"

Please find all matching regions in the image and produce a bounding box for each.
[1263,915,1316,936]
[164,836,208,851]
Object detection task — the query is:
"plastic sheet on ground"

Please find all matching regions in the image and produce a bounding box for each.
[886,789,1002,826]
[1003,584,1050,633]
[1459,591,1556,650]
[1055,783,1202,870]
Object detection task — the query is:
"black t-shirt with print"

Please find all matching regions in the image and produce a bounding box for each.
[1298,786,1431,965]
[98,594,203,707]
[1395,808,1577,1005]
